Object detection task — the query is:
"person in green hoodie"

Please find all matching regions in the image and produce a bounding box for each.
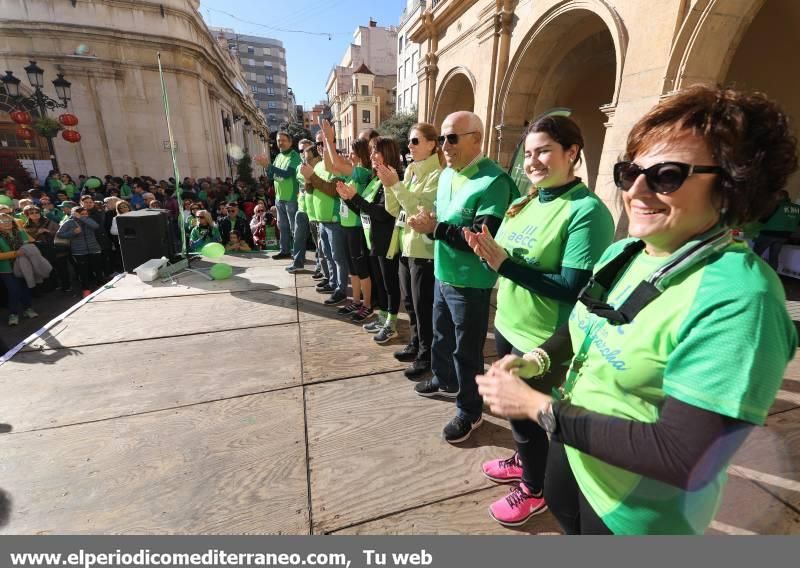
[268,131,302,261]
[407,111,518,444]
[376,122,444,378]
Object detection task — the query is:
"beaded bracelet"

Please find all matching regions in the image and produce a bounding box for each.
[525,348,550,376]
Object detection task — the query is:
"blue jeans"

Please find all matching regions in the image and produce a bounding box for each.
[1,272,32,315]
[292,210,310,269]
[431,280,491,422]
[319,222,348,296]
[277,199,298,255]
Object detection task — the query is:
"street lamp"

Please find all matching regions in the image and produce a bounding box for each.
[1,61,72,171]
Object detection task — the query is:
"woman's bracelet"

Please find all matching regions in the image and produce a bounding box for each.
[524,348,550,376]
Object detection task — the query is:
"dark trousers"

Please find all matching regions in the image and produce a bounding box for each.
[73,253,103,291]
[369,256,386,312]
[545,440,612,535]
[0,272,32,315]
[753,233,789,270]
[378,255,401,315]
[431,280,491,421]
[399,256,435,361]
[495,329,566,494]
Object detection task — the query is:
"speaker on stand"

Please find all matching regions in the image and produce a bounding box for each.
[116,209,179,273]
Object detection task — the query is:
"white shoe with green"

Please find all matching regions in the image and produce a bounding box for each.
[363,314,386,333]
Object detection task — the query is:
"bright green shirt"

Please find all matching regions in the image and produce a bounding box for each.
[388,152,441,260]
[0,230,30,273]
[494,182,614,351]
[295,169,307,214]
[761,198,800,234]
[273,150,302,202]
[340,166,372,229]
[310,161,340,223]
[564,236,797,534]
[434,157,518,288]
[63,183,76,199]
[120,184,132,199]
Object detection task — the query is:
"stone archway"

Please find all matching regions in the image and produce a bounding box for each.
[495,5,622,189]
[668,0,800,197]
[432,68,476,131]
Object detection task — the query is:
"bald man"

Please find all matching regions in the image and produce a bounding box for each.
[407,111,519,443]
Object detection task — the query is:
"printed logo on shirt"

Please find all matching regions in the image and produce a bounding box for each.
[460,207,475,218]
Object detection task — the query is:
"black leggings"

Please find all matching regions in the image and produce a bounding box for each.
[369,255,400,315]
[399,257,435,361]
[544,440,612,534]
[344,226,370,278]
[73,253,103,291]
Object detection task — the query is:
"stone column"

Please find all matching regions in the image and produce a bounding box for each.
[494,123,526,169]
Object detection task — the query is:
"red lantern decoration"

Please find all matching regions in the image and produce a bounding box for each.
[58,113,79,127]
[10,110,32,125]
[62,129,81,143]
[16,126,34,141]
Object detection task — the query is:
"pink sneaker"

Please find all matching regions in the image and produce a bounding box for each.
[489,483,548,527]
[482,452,523,483]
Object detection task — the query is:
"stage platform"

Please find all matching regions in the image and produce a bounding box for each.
[1,253,798,534]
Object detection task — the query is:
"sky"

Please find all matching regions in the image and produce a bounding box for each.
[198,0,407,109]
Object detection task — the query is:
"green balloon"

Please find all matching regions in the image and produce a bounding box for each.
[201,242,225,258]
[84,178,101,189]
[209,262,233,280]
[0,195,12,206]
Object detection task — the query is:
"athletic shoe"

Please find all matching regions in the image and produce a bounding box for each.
[443,415,483,444]
[374,325,397,344]
[336,300,360,315]
[404,359,430,380]
[362,317,386,333]
[81,289,92,298]
[324,292,347,306]
[351,305,374,322]
[272,252,291,260]
[316,285,335,294]
[393,343,418,362]
[414,379,458,398]
[488,483,548,527]
[22,308,38,319]
[311,271,325,280]
[482,452,523,483]
[8,314,19,326]
[314,279,329,289]
[286,266,304,274]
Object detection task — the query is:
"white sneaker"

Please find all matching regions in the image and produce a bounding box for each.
[363,317,386,333]
[8,314,19,326]
[22,308,38,319]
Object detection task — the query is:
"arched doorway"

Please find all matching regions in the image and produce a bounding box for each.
[723,0,800,197]
[432,69,475,131]
[496,6,621,192]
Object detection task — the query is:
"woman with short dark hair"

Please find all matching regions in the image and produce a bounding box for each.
[477,85,798,535]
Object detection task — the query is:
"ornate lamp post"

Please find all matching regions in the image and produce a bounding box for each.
[1,61,72,171]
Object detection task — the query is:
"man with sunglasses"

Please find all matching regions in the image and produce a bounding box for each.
[407,111,519,444]
[268,131,302,260]
[218,203,253,248]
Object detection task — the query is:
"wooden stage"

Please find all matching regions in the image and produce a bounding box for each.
[1,253,799,534]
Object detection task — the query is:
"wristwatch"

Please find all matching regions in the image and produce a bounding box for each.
[537,401,558,434]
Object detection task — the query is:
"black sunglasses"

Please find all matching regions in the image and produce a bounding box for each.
[408,137,420,146]
[437,131,479,146]
[613,161,725,195]
[315,141,324,147]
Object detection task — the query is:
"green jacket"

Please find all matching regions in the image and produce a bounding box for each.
[386,153,441,259]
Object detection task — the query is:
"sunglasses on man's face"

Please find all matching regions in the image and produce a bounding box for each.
[437,131,479,146]
[613,161,725,195]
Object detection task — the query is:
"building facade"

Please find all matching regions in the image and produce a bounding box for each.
[210,28,293,129]
[326,19,398,151]
[405,0,800,223]
[396,0,426,114]
[0,0,269,180]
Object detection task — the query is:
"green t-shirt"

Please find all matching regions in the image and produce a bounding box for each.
[0,230,30,273]
[295,169,307,214]
[273,150,301,202]
[340,166,372,229]
[311,161,340,223]
[359,177,383,248]
[120,184,132,199]
[63,183,76,199]
[494,183,614,351]
[434,157,518,288]
[761,199,800,234]
[564,237,797,535]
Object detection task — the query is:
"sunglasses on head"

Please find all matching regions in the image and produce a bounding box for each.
[613,161,726,195]
[437,131,479,146]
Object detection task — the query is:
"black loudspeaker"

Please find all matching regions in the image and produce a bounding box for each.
[116,209,178,273]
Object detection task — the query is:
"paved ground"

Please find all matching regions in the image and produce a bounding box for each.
[0,253,798,534]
